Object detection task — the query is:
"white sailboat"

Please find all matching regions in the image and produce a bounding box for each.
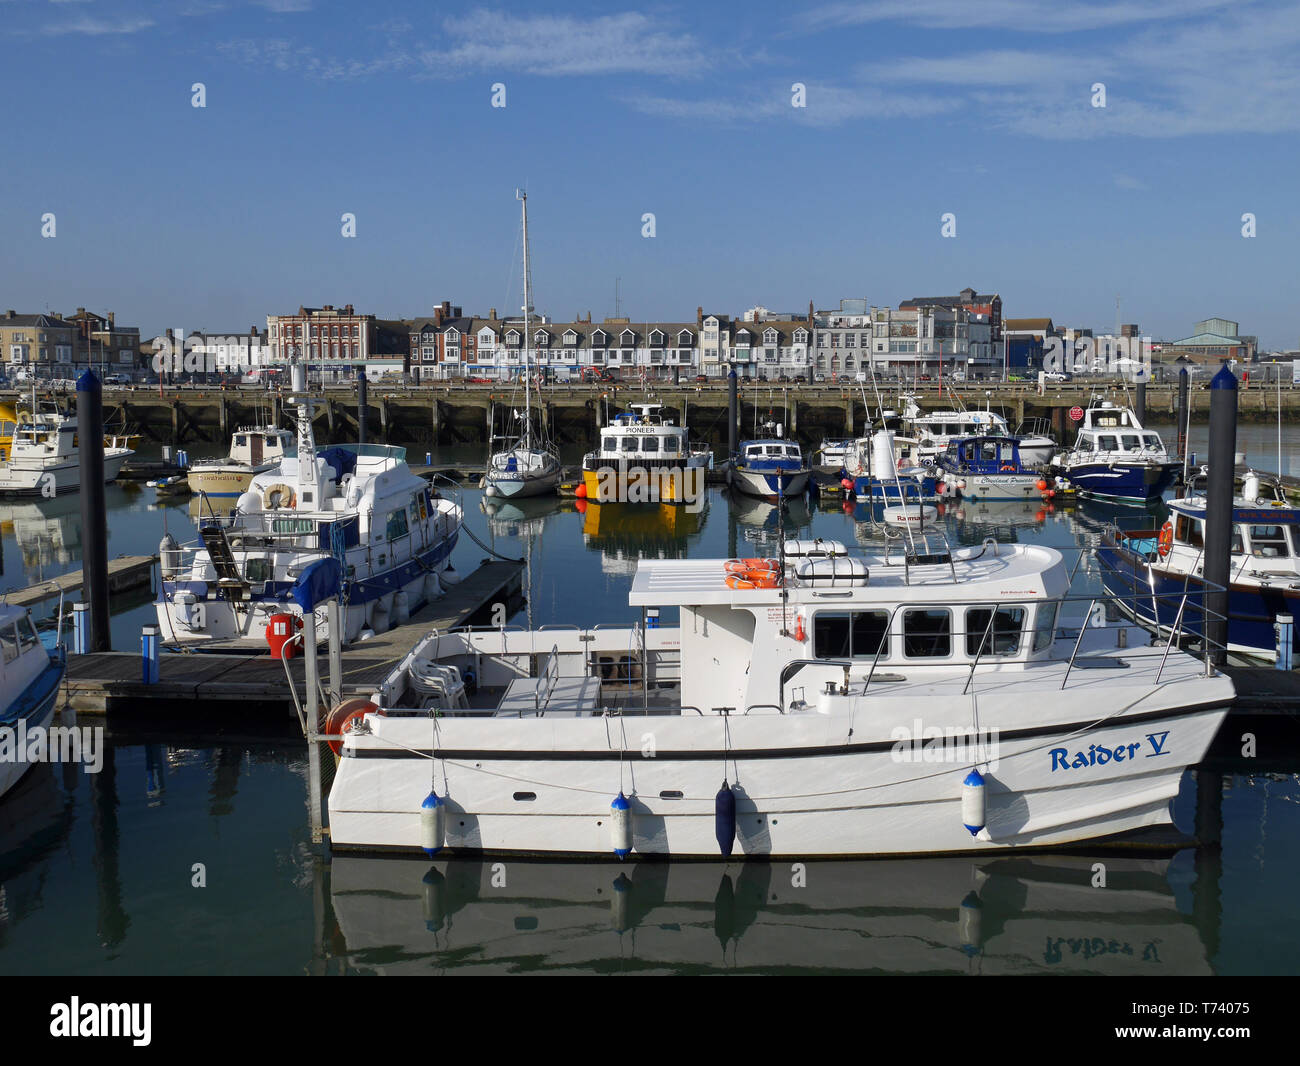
[484,190,562,500]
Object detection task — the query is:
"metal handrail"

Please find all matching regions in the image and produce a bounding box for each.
[1059,598,1095,691]
[962,607,1000,695]
[1155,594,1189,685]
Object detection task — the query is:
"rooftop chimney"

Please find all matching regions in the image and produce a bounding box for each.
[490,308,497,320]
[441,300,451,316]
[697,306,703,327]
[108,311,115,327]
[5,310,14,319]
[344,304,353,314]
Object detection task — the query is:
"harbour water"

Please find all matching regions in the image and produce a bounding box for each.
[1,440,1298,974]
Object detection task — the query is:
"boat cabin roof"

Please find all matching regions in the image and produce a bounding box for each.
[1079,402,1145,431]
[629,544,1062,607]
[1169,497,1300,524]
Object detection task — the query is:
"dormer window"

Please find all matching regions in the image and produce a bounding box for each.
[563,330,578,344]
[763,328,778,344]
[506,330,521,345]
[794,328,808,343]
[620,329,637,345]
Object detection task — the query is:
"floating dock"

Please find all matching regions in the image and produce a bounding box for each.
[2,555,156,609]
[61,560,524,714]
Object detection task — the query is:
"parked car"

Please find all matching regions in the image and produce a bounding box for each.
[814,373,827,383]
[694,374,709,383]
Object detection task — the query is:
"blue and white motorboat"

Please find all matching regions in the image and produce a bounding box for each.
[1052,402,1178,504]
[937,436,1047,502]
[728,438,811,499]
[0,604,67,801]
[1097,469,1300,661]
[156,363,463,650]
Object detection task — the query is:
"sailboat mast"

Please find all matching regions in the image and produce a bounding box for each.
[518,188,532,448]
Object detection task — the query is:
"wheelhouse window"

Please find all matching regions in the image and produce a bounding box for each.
[602,435,616,451]
[1032,603,1059,652]
[386,509,409,541]
[1097,436,1118,452]
[245,558,272,584]
[813,610,889,660]
[642,436,660,453]
[1248,525,1291,558]
[1122,434,1141,450]
[965,607,1025,657]
[903,609,951,658]
[1175,514,1204,547]
[621,437,639,452]
[1143,434,1161,448]
[0,624,17,664]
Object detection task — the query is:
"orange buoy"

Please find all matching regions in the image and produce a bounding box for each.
[575,498,588,514]
[793,616,806,642]
[575,482,588,498]
[323,698,383,757]
[1035,479,1048,492]
[1158,521,1174,558]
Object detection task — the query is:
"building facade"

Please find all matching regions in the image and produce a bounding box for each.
[2,311,77,375]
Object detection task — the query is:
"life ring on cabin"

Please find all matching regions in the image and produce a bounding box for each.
[1000,464,1016,472]
[1157,521,1174,558]
[726,571,780,590]
[263,482,297,509]
[724,557,779,575]
[323,698,384,757]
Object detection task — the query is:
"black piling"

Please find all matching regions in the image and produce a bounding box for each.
[356,368,368,446]
[1135,379,1146,426]
[1176,367,1189,460]
[727,368,739,459]
[1203,363,1238,667]
[77,370,111,652]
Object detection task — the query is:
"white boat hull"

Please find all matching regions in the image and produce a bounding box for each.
[0,449,131,496]
[329,701,1225,858]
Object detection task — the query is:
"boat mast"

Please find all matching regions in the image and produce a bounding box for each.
[518,188,532,451]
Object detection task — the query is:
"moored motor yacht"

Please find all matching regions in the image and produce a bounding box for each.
[156,363,462,650]
[582,404,712,505]
[0,604,67,802]
[326,533,1232,859]
[1052,401,1178,504]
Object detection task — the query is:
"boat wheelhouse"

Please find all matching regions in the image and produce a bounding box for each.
[187,426,294,499]
[1097,470,1300,661]
[581,404,711,506]
[937,436,1047,502]
[728,438,811,500]
[326,535,1232,859]
[1053,402,1177,504]
[842,430,937,503]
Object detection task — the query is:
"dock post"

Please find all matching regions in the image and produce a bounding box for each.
[1276,613,1293,670]
[1177,367,1189,460]
[1192,768,1223,959]
[727,368,738,459]
[1203,363,1238,669]
[356,369,367,446]
[326,600,343,703]
[72,602,89,655]
[77,370,111,652]
[1135,379,1146,426]
[141,624,160,684]
[303,610,324,843]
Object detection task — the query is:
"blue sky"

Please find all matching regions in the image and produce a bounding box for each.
[3,0,1298,347]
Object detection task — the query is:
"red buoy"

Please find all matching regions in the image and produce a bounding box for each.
[575,482,588,499]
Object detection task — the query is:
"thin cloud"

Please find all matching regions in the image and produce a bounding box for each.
[42,16,155,35]
[803,0,1235,33]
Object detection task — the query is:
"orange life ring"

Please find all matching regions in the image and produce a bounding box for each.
[323,698,384,757]
[1157,522,1174,558]
[1000,464,1016,472]
[725,574,757,590]
[724,557,778,575]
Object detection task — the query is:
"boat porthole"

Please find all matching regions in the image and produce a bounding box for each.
[512,792,536,802]
[596,820,602,826]
[771,819,778,825]
[459,820,465,827]
[659,790,684,800]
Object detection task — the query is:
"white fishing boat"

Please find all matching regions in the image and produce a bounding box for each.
[187,425,293,500]
[0,406,133,497]
[0,605,67,801]
[156,363,463,650]
[327,534,1232,859]
[484,191,562,500]
[581,403,711,505]
[727,437,811,499]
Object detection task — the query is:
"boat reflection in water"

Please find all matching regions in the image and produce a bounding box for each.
[0,762,74,942]
[0,494,84,570]
[579,498,710,575]
[481,494,567,538]
[327,852,1211,975]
